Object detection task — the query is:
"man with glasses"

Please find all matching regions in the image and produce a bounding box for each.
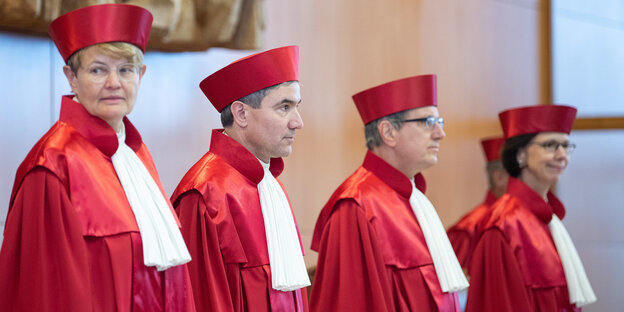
[310,75,468,312]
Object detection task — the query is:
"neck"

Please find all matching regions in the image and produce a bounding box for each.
[372,146,422,179]
[73,96,124,132]
[223,128,270,163]
[519,171,551,200]
[491,186,505,198]
[108,119,123,133]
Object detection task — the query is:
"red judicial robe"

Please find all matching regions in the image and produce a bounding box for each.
[465,177,580,312]
[0,96,195,312]
[446,191,497,270]
[170,129,308,312]
[310,151,460,312]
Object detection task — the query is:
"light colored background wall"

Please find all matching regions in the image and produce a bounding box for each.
[0,1,619,311]
[552,0,624,311]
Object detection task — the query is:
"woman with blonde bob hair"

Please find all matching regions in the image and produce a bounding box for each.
[0,4,195,311]
[466,105,596,312]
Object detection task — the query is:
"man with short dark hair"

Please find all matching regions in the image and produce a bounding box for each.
[310,75,468,312]
[171,46,310,312]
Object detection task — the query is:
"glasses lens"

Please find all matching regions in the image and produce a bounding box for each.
[425,117,434,128]
[425,117,444,129]
[546,142,559,152]
[535,141,575,153]
[118,65,138,81]
[84,65,108,83]
[83,64,138,83]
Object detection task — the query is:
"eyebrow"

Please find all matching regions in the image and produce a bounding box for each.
[272,98,302,107]
[87,59,132,66]
[408,115,437,119]
[86,60,108,66]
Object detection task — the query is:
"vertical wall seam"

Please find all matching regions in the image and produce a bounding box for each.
[50,39,55,126]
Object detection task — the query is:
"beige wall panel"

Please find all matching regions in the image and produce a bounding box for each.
[261,0,545,267]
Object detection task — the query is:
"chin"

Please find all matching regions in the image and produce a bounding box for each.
[544,176,560,187]
[272,152,290,159]
[425,156,438,166]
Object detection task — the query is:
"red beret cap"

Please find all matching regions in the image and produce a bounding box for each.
[199,46,299,112]
[49,4,153,63]
[499,105,577,139]
[480,136,505,162]
[352,74,437,124]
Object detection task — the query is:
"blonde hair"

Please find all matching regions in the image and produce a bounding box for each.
[67,42,144,73]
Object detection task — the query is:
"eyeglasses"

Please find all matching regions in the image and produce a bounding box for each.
[403,116,444,129]
[529,140,576,154]
[80,63,140,83]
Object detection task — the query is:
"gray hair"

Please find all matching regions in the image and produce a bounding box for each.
[364,110,407,150]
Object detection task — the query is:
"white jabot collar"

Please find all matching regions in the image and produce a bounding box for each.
[111,124,191,271]
[409,179,469,292]
[549,214,596,306]
[257,159,310,291]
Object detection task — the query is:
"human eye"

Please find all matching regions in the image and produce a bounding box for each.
[542,141,560,150]
[118,65,137,79]
[88,65,108,76]
[119,64,136,73]
[278,103,292,112]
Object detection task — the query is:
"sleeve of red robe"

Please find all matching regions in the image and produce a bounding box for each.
[465,229,533,312]
[175,190,236,312]
[310,199,395,312]
[0,168,92,311]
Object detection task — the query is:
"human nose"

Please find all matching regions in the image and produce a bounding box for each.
[432,122,445,139]
[289,108,304,129]
[554,144,569,158]
[104,70,121,88]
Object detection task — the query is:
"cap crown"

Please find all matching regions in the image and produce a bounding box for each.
[49,4,153,63]
[200,46,299,112]
[353,74,437,124]
[499,105,577,138]
[481,137,505,162]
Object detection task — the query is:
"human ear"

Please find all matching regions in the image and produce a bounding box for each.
[63,65,78,93]
[231,101,248,128]
[493,167,508,186]
[517,148,527,168]
[138,64,146,81]
[378,120,398,147]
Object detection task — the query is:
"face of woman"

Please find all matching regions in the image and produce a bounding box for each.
[63,46,146,132]
[518,132,571,192]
